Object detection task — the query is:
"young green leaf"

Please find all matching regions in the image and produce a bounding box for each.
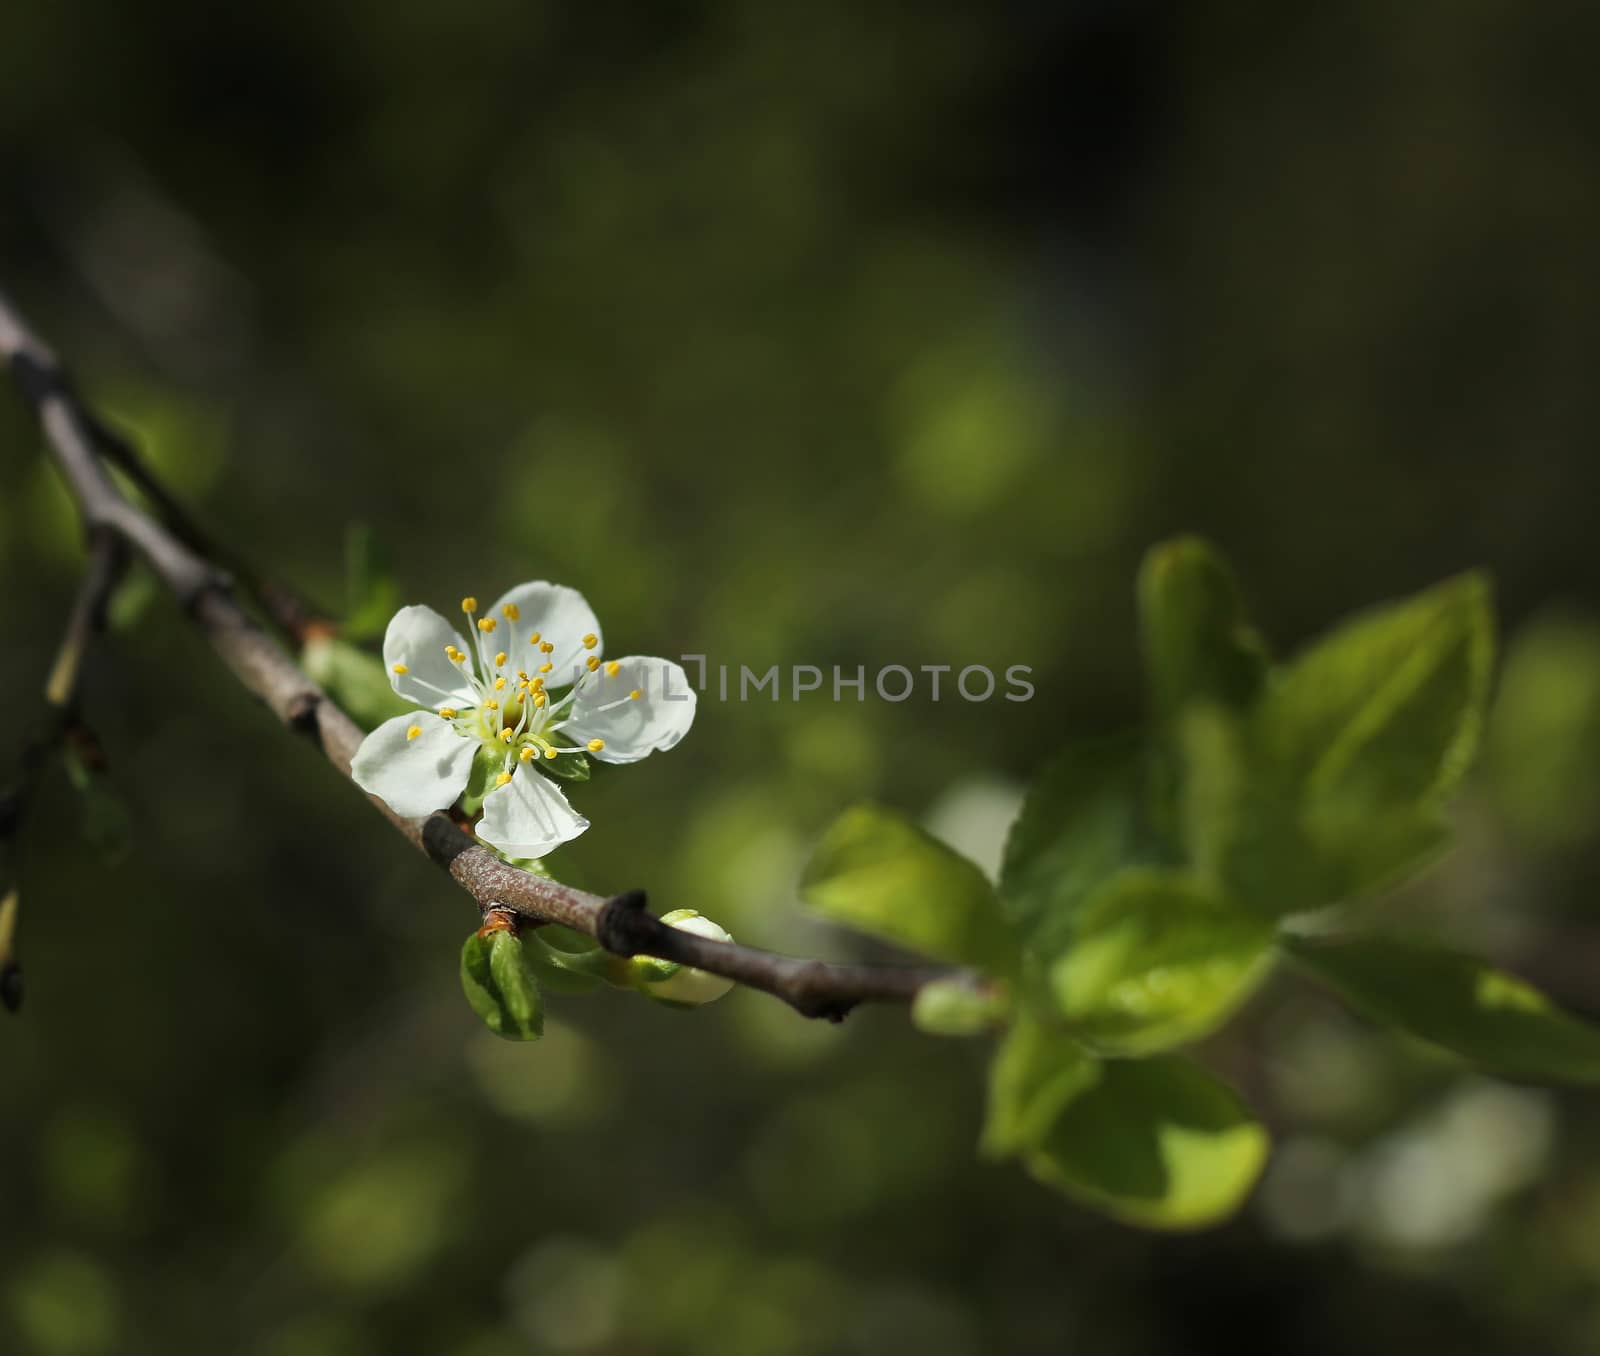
[1180,705,1454,919]
[1000,732,1169,957]
[539,751,592,783]
[1022,1055,1270,1230]
[1180,571,1493,919]
[301,635,413,731]
[1138,536,1269,719]
[981,1016,1099,1156]
[1259,572,1493,808]
[800,804,1016,971]
[1283,934,1600,1084]
[1047,869,1273,1055]
[459,926,545,1041]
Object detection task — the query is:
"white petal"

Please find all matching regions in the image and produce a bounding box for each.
[477,765,590,858]
[351,712,478,817]
[559,656,696,764]
[486,581,602,685]
[382,605,478,708]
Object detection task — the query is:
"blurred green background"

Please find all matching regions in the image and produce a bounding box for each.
[6,2,1600,1352]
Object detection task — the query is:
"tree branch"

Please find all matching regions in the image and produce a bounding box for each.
[0,288,967,1021]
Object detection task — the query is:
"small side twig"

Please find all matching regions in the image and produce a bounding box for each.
[0,526,127,1012]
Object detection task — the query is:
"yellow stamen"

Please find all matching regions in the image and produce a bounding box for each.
[543,746,558,760]
[494,651,507,668]
[438,707,457,719]
[494,676,507,691]
[392,663,409,675]
[531,677,545,691]
[405,725,422,740]
[585,655,601,672]
[587,738,605,753]
[461,596,478,613]
[582,633,598,649]
[500,727,514,743]
[478,617,498,633]
[496,770,513,786]
[528,631,542,645]
[539,662,553,674]
[605,661,620,677]
[484,699,499,710]
[533,691,548,707]
[539,640,555,654]
[519,746,535,761]
[629,689,642,700]
[502,603,520,621]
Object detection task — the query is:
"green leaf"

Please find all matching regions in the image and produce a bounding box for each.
[1047,869,1273,1055]
[911,978,1011,1037]
[1259,571,1493,808]
[300,635,413,731]
[539,751,592,783]
[1000,733,1173,960]
[1138,536,1269,719]
[1283,933,1600,1084]
[1024,1055,1269,1230]
[344,522,403,641]
[981,1016,1099,1156]
[800,804,1016,971]
[459,927,544,1041]
[1180,706,1453,919]
[1181,573,1493,919]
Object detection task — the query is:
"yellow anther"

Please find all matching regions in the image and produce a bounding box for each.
[484,699,499,710]
[586,655,601,672]
[582,633,598,649]
[478,617,498,633]
[517,670,529,681]
[392,663,409,675]
[533,691,548,707]
[539,640,555,654]
[629,688,643,700]
[605,660,620,677]
[531,676,545,690]
[405,725,422,740]
[494,651,507,668]
[500,727,515,743]
[543,746,558,760]
[528,631,542,645]
[496,770,513,786]
[587,738,605,753]
[502,603,520,621]
[519,746,535,761]
[539,662,553,674]
[494,676,507,691]
[438,707,457,719]
[461,596,478,613]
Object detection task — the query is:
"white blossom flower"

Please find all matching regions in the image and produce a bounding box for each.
[351,582,696,858]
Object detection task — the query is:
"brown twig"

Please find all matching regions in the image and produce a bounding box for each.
[0,288,967,1021]
[0,524,127,1012]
